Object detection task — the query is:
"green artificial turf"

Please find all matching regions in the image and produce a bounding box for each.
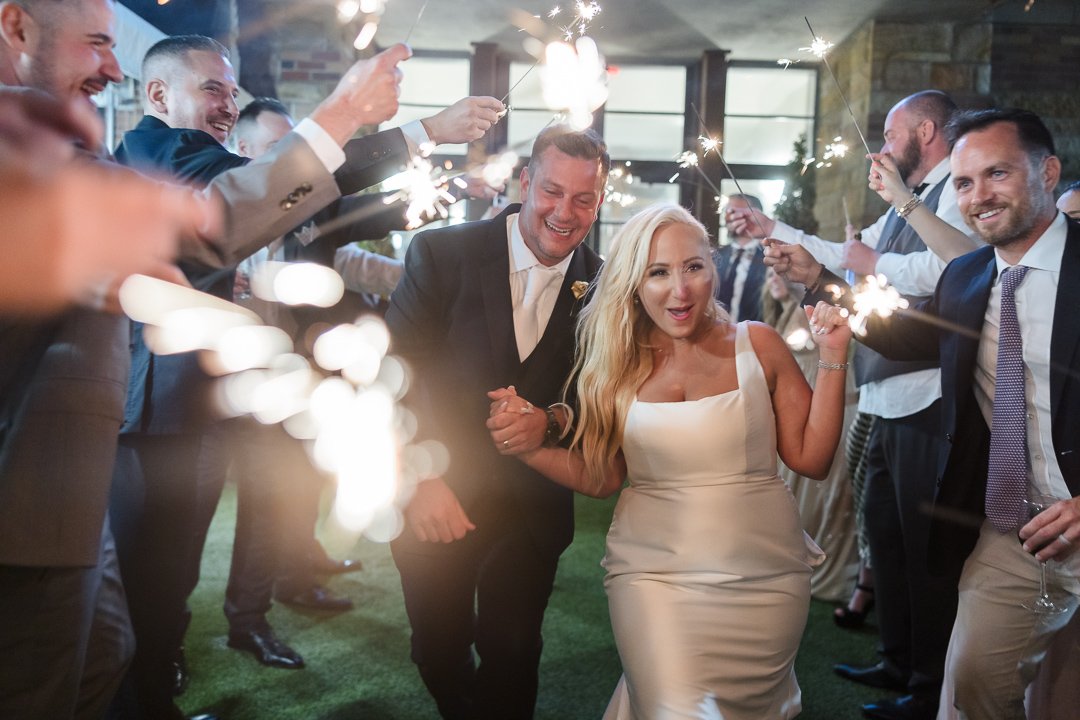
[180,486,891,719]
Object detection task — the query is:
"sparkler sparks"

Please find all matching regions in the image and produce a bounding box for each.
[801,17,873,160]
[556,1,602,40]
[605,163,637,208]
[383,144,458,229]
[846,274,909,336]
[540,36,609,131]
[777,58,800,69]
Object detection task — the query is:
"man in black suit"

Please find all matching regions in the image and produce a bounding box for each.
[386,125,608,720]
[713,193,767,322]
[785,108,1080,719]
[109,34,501,719]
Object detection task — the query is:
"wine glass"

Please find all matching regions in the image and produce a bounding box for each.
[1019,493,1070,617]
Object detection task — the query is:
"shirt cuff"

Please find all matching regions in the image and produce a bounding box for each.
[873,252,902,280]
[294,117,346,173]
[770,220,800,244]
[400,120,431,155]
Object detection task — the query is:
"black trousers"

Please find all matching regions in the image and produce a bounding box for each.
[863,400,960,702]
[392,492,562,720]
[108,433,200,720]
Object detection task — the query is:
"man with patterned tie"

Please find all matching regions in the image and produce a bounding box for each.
[800,107,1080,719]
[713,193,767,321]
[385,124,607,720]
[730,90,978,720]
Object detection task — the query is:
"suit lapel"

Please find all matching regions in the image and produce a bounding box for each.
[1050,220,1080,425]
[479,211,519,385]
[952,253,996,399]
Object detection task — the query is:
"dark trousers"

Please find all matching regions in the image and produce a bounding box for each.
[863,400,959,702]
[392,493,561,720]
[0,521,134,720]
[108,433,200,720]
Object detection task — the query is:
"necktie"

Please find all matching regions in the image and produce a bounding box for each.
[985,265,1030,532]
[716,248,743,309]
[517,265,561,361]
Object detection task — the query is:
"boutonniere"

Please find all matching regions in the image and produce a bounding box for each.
[571,280,589,300]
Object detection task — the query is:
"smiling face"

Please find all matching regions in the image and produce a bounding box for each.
[517,146,605,266]
[6,0,123,108]
[638,222,715,340]
[155,49,239,144]
[951,121,1060,254]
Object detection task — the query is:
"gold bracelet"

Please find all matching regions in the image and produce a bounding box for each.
[817,360,849,371]
[896,195,922,220]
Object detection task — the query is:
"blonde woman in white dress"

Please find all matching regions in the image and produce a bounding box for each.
[487,203,852,719]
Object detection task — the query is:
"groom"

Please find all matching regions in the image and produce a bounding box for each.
[385,124,608,719]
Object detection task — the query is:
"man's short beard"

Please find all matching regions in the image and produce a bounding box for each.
[892,134,921,186]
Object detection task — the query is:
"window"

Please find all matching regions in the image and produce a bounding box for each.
[723,66,816,166]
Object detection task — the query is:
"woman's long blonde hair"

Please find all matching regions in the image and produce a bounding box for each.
[567,203,725,491]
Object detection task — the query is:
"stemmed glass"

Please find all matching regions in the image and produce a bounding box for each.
[1019,493,1070,617]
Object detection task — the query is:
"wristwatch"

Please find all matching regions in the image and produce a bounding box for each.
[543,406,561,447]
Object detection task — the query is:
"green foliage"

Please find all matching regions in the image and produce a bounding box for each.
[774,134,819,235]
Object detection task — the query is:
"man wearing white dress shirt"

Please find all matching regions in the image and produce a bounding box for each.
[804,107,1080,720]
[736,90,980,720]
[385,124,607,719]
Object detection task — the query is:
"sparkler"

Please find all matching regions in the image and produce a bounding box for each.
[403,0,431,45]
[540,36,609,131]
[689,102,770,241]
[605,162,637,209]
[802,17,873,160]
[845,273,908,336]
[382,144,458,229]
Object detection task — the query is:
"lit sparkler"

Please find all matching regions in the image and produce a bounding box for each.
[777,58,800,69]
[382,143,458,229]
[605,162,637,208]
[801,17,873,159]
[540,36,609,131]
[845,273,908,336]
[689,102,770,241]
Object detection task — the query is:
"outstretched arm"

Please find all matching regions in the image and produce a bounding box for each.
[753,313,851,480]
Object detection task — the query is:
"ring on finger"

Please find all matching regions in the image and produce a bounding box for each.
[502,439,510,448]
[1059,533,1072,547]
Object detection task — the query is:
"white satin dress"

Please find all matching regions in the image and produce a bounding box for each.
[602,322,824,720]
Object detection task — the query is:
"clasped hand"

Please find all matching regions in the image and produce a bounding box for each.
[486,386,547,455]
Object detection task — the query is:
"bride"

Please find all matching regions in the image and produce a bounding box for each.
[488,203,851,719]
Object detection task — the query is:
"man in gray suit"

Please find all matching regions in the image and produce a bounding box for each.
[0,0,409,717]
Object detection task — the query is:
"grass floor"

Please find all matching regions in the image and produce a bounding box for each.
[180,485,892,719]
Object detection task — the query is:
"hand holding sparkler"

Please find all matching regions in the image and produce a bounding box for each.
[841,236,880,277]
[421,96,505,145]
[310,43,412,146]
[762,238,826,289]
[726,205,776,240]
[867,152,913,208]
[806,301,853,353]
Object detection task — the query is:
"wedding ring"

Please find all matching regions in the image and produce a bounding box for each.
[1059,533,1072,547]
[502,440,510,448]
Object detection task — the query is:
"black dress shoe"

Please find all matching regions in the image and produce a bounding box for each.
[862,694,937,720]
[227,628,305,669]
[834,661,909,691]
[276,584,354,611]
[313,557,364,575]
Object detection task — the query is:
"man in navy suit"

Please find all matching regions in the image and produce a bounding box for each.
[779,108,1080,719]
[713,193,767,322]
[386,125,608,720]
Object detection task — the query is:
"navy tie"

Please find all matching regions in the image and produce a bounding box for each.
[985,265,1030,532]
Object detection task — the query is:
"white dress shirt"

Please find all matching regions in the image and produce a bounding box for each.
[974,212,1069,501]
[294,118,429,174]
[771,157,977,418]
[507,213,574,361]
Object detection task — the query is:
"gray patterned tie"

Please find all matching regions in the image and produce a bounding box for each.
[985,264,1030,532]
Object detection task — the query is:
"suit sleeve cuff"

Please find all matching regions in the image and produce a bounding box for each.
[294,117,347,173]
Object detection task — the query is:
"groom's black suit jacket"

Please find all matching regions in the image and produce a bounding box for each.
[386,203,602,554]
[807,216,1080,577]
